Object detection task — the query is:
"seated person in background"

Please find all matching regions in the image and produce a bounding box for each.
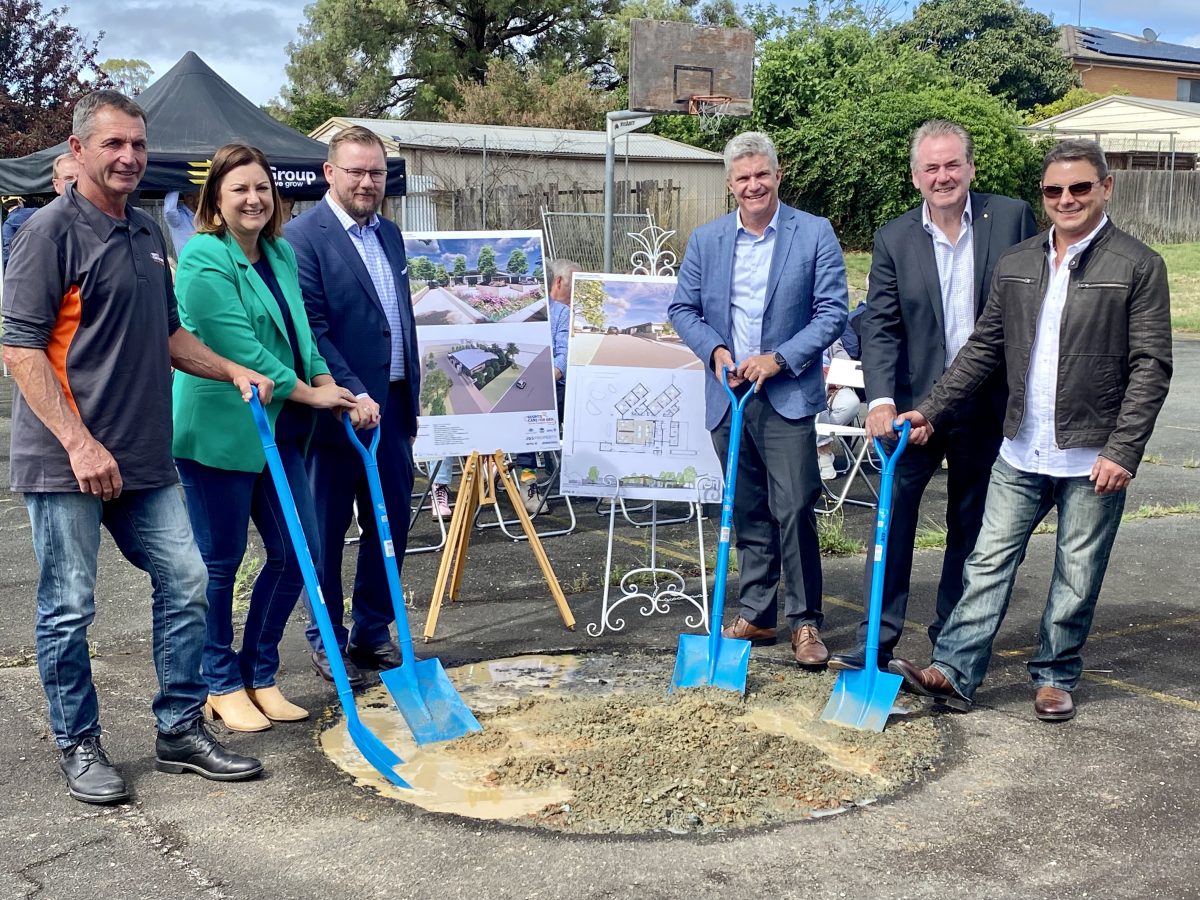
[815,336,861,480]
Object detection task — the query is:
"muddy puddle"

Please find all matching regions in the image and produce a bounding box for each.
[319,652,945,835]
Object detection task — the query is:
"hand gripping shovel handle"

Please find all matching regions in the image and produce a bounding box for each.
[863,420,911,659]
[340,416,418,671]
[248,388,408,786]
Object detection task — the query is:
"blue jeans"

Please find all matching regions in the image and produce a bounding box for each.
[177,441,319,696]
[932,457,1126,701]
[26,486,209,747]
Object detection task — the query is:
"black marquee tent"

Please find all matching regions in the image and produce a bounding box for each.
[0,51,405,198]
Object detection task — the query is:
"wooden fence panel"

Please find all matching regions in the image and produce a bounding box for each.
[1109,171,1200,244]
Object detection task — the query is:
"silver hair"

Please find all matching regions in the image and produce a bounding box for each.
[72,90,146,144]
[1042,138,1109,181]
[545,257,581,285]
[722,131,778,176]
[909,120,974,172]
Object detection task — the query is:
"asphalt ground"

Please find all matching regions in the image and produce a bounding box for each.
[1,340,1198,899]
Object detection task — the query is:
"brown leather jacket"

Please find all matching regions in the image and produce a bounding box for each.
[920,221,1172,475]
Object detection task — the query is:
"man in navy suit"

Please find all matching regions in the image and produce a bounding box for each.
[830,120,1038,672]
[669,131,848,666]
[285,126,421,686]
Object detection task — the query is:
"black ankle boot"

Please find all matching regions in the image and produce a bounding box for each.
[155,719,264,781]
[61,736,129,804]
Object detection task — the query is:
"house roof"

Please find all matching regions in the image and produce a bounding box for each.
[1032,95,1200,130]
[1061,25,1200,70]
[314,118,724,163]
[448,349,498,369]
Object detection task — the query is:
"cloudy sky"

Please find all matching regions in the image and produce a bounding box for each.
[70,0,1200,111]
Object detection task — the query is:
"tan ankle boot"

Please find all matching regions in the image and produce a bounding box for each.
[204,688,272,732]
[245,686,309,722]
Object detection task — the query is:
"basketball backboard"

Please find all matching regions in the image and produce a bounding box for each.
[628,20,754,118]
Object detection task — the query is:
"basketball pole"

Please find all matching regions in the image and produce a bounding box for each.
[603,111,654,273]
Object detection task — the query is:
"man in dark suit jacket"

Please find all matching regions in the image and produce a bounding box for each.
[831,120,1038,672]
[669,131,848,666]
[285,126,421,686]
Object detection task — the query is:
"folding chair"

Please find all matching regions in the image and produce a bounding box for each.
[815,358,879,515]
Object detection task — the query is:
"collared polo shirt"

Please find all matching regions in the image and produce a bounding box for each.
[729,205,780,362]
[1001,214,1110,477]
[2,184,180,492]
[324,193,406,380]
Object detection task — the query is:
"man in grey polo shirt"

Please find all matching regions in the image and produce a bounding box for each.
[2,90,272,804]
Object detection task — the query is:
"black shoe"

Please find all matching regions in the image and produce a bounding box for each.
[60,736,129,804]
[348,640,403,671]
[311,648,366,687]
[155,720,263,781]
[828,648,893,672]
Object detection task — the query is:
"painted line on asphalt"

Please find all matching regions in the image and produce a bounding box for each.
[996,612,1200,658]
[1081,673,1200,712]
[822,594,923,634]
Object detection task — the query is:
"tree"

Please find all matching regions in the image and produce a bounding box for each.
[0,0,107,157]
[506,248,528,276]
[266,90,347,134]
[452,255,467,279]
[893,0,1077,110]
[282,0,618,120]
[98,58,152,96]
[439,59,618,130]
[573,278,606,330]
[1025,86,1127,124]
[477,246,497,279]
[409,256,436,282]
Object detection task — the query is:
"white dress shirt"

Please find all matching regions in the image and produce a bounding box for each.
[729,206,780,362]
[1000,214,1109,477]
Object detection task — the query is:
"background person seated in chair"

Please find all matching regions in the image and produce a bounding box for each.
[815,334,862,481]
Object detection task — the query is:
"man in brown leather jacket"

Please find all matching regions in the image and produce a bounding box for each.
[887,139,1172,723]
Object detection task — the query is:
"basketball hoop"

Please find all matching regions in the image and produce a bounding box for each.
[688,95,732,134]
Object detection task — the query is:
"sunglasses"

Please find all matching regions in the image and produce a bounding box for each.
[1040,180,1101,200]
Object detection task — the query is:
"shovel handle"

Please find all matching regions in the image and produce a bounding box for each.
[721,366,754,411]
[871,420,911,475]
[342,412,382,457]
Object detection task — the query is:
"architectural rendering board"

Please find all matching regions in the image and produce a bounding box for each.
[405,231,559,457]
[561,274,723,502]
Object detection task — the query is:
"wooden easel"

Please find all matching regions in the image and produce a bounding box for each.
[423,450,576,641]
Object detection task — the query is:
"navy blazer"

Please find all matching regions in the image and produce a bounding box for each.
[859,192,1037,415]
[668,203,849,430]
[285,199,421,444]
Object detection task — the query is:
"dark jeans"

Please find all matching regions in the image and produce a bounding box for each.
[177,439,320,696]
[932,457,1126,700]
[306,382,415,653]
[26,486,209,746]
[711,396,823,631]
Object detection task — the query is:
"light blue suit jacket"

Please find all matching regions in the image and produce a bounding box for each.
[668,202,849,430]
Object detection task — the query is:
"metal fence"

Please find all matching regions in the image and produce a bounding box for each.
[1109,170,1200,244]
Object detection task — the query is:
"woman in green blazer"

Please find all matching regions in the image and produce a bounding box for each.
[173,144,356,733]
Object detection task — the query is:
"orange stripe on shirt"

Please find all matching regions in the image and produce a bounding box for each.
[47,285,82,416]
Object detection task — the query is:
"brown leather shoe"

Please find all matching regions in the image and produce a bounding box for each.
[1033,686,1075,722]
[791,624,830,667]
[886,659,971,712]
[721,616,777,645]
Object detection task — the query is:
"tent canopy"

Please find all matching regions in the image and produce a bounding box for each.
[0,52,405,198]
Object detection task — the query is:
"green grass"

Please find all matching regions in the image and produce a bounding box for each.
[849,242,1200,332]
[478,364,523,405]
[817,514,866,556]
[913,523,948,551]
[1153,242,1200,333]
[1122,501,1200,522]
[1142,453,1166,466]
[233,555,262,616]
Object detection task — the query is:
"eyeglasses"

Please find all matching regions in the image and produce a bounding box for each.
[1040,180,1101,200]
[332,165,387,182]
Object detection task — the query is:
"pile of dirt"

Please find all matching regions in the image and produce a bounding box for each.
[443,664,943,835]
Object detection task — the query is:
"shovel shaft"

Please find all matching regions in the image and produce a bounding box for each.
[341,417,418,673]
[708,370,755,680]
[864,421,911,659]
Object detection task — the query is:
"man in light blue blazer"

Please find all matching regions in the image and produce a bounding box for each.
[668,131,849,666]
[285,126,421,687]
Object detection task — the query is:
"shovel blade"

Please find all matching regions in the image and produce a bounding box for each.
[380,658,483,746]
[670,633,751,695]
[820,668,904,733]
[346,717,412,788]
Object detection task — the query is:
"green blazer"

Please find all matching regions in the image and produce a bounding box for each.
[172,231,331,472]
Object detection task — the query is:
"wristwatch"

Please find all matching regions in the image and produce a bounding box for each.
[772,351,789,373]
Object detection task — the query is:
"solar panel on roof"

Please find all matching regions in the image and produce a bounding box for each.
[1079,27,1200,65]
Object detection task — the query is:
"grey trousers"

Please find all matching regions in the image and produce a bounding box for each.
[711,396,824,631]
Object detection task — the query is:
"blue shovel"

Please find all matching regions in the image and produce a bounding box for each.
[670,368,753,694]
[248,389,410,787]
[342,416,482,745]
[821,420,911,732]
